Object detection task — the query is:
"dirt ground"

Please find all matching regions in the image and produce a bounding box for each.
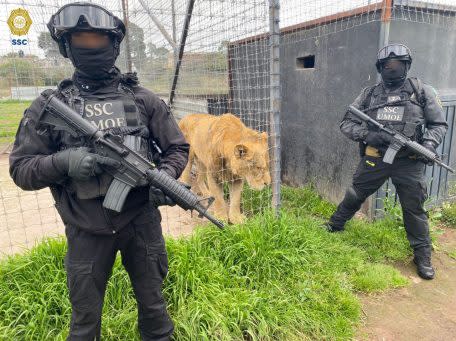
[356,227,456,341]
[0,152,203,257]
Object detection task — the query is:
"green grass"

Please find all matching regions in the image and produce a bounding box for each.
[0,186,413,340]
[0,100,31,146]
[241,185,336,219]
[447,249,456,260]
[351,263,409,293]
[441,201,456,228]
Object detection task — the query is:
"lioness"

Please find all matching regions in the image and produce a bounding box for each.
[179,113,271,224]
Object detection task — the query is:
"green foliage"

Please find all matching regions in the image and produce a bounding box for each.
[281,185,336,219]
[0,100,31,145]
[351,263,409,293]
[339,218,412,263]
[441,202,456,228]
[117,22,147,71]
[241,185,273,216]
[375,190,404,227]
[0,58,43,87]
[447,249,456,260]
[0,57,71,92]
[37,31,60,59]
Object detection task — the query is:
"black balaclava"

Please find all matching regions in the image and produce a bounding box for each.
[380,60,408,89]
[70,44,116,79]
[68,36,120,91]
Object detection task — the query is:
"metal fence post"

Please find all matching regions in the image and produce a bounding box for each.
[168,0,196,106]
[121,0,133,73]
[269,0,281,217]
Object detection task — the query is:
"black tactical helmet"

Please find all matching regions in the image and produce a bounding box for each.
[375,43,412,72]
[47,2,126,58]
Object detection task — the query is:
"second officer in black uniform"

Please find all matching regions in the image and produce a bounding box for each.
[326,44,447,280]
[9,2,189,340]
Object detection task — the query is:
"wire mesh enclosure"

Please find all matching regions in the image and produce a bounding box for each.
[1,0,456,255]
[0,0,279,256]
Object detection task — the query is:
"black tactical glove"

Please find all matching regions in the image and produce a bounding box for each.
[149,187,176,207]
[421,140,439,165]
[422,140,438,155]
[364,131,392,148]
[53,147,121,181]
[149,182,191,208]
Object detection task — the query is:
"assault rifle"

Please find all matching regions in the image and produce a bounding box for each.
[38,93,224,229]
[348,105,454,173]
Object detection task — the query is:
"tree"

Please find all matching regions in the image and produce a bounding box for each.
[0,58,45,86]
[147,43,169,60]
[218,40,230,52]
[37,31,60,59]
[117,22,147,72]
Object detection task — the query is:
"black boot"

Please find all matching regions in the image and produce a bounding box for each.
[324,222,344,233]
[413,248,435,280]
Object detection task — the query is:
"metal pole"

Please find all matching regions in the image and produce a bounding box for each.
[269,0,281,218]
[369,0,393,219]
[377,0,392,82]
[168,0,196,106]
[171,0,178,64]
[138,0,176,49]
[121,0,132,72]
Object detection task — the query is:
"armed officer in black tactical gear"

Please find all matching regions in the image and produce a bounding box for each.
[9,3,189,340]
[326,44,448,280]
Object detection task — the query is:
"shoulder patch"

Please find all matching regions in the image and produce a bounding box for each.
[429,85,443,109]
[436,93,443,109]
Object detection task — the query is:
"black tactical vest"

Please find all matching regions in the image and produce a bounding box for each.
[56,78,151,199]
[363,78,426,139]
[361,78,426,156]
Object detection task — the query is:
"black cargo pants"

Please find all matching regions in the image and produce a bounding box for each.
[329,155,431,252]
[64,205,173,341]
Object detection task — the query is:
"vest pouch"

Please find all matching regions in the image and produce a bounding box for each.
[58,82,150,199]
[68,173,113,199]
[402,122,420,139]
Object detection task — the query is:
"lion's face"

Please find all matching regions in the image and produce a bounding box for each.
[231,132,271,190]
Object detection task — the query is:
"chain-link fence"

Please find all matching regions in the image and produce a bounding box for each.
[0,0,277,256]
[1,0,456,256]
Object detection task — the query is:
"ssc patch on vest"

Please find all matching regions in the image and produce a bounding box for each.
[84,100,127,130]
[376,106,404,121]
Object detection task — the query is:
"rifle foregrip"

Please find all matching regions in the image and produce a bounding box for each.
[147,169,198,206]
[146,168,224,229]
[406,141,436,160]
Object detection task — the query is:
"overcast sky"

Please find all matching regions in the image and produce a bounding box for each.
[0,0,454,59]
